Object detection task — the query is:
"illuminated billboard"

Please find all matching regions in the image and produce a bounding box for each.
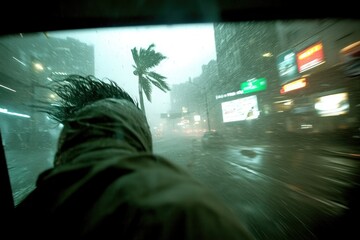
[221,95,260,123]
[315,92,349,117]
[276,50,299,85]
[296,42,325,73]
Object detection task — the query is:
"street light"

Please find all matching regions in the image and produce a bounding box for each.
[189,78,211,132]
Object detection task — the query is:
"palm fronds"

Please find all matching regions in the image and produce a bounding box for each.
[132,44,167,74]
[131,43,169,113]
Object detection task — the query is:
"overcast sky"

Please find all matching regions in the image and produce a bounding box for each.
[49,23,217,126]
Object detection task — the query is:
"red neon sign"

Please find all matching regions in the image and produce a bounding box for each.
[296,42,325,73]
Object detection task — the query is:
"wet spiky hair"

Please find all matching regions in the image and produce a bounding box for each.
[45,74,138,123]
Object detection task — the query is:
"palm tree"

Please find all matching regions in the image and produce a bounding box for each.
[131,43,170,115]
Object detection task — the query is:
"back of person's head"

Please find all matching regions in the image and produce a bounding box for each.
[23,74,255,240]
[42,74,153,166]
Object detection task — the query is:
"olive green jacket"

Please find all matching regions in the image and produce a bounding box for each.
[15,99,253,240]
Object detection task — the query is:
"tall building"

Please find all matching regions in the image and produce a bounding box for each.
[214,21,280,98]
[0,33,95,145]
[272,19,360,134]
[212,21,280,136]
[0,33,94,112]
[213,19,360,135]
[169,60,220,132]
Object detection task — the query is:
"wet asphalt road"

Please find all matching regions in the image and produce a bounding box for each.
[153,133,360,240]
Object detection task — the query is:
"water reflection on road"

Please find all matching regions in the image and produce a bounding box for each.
[6,132,360,239]
[154,133,360,240]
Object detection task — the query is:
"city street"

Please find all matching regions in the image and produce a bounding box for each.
[5,132,360,239]
[153,132,360,240]
[1,7,360,240]
[6,146,55,205]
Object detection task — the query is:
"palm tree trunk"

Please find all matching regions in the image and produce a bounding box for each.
[138,79,146,115]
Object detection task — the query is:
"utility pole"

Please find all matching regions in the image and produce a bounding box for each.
[204,92,210,131]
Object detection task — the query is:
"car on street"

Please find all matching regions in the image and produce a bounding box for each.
[201,131,225,148]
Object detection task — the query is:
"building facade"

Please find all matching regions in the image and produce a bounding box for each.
[0,33,94,148]
[169,19,360,138]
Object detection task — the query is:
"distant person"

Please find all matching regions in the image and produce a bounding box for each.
[14,75,254,239]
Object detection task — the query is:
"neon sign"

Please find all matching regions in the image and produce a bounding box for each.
[296,42,325,73]
[280,78,307,94]
[240,78,267,94]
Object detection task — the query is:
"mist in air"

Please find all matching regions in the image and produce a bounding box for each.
[50,23,217,128]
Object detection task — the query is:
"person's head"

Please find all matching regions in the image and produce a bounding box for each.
[43,74,153,166]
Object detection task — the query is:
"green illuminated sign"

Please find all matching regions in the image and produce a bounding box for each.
[241,78,267,94]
